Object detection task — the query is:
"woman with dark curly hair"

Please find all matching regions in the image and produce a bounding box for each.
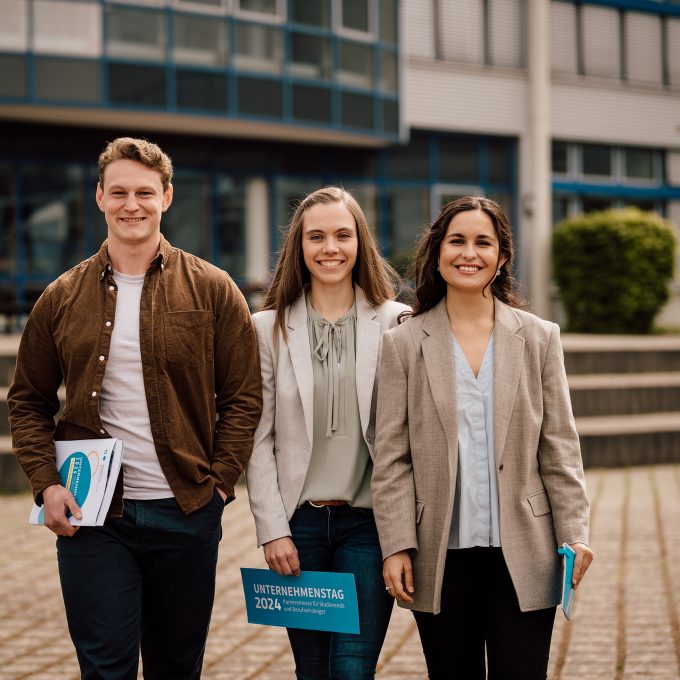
[371,196,593,679]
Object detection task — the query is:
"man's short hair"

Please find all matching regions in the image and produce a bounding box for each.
[98,137,173,191]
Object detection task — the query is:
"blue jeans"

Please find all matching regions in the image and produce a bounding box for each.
[56,492,224,680]
[286,504,393,680]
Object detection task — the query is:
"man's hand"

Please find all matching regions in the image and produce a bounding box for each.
[263,537,300,576]
[383,550,415,603]
[42,484,82,537]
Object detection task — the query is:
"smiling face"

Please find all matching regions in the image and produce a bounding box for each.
[438,209,507,295]
[96,158,173,250]
[301,201,358,290]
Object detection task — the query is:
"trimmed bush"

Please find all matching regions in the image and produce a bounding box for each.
[553,208,676,333]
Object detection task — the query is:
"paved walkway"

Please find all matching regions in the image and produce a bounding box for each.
[1,465,679,679]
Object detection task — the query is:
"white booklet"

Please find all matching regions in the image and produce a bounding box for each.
[29,438,124,527]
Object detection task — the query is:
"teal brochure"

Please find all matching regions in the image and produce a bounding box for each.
[557,543,576,621]
[241,568,360,634]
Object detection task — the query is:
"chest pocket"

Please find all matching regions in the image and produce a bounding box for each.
[165,311,213,367]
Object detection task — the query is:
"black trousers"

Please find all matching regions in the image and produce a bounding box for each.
[56,493,224,680]
[413,548,555,680]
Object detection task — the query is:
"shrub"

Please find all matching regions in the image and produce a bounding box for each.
[553,208,676,333]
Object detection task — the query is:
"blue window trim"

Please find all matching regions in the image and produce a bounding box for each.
[552,180,680,200]
[2,0,401,141]
[573,0,680,18]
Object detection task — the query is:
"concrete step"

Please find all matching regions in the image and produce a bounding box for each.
[576,412,680,467]
[562,334,680,374]
[568,372,680,418]
[0,437,29,493]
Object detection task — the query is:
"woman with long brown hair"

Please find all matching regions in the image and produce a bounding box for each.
[371,196,593,679]
[246,187,409,679]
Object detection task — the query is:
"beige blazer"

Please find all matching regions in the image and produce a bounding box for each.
[246,287,409,547]
[371,298,589,613]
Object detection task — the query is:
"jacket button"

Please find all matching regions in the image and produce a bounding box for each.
[498,464,504,472]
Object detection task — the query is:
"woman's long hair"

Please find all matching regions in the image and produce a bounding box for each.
[409,196,524,317]
[262,187,400,340]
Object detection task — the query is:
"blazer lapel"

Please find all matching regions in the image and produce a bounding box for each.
[355,287,381,438]
[286,295,314,448]
[421,300,458,453]
[493,299,525,464]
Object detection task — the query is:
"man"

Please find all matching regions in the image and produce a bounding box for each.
[8,137,263,679]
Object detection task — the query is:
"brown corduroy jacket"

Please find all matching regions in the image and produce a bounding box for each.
[9,236,263,516]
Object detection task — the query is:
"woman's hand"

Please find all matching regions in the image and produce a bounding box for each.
[570,542,594,589]
[383,551,415,603]
[263,537,301,576]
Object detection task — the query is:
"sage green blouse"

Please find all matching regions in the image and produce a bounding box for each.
[298,296,372,508]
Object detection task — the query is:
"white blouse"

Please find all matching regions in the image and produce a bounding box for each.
[448,332,501,549]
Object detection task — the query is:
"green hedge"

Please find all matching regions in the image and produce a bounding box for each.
[553,208,676,333]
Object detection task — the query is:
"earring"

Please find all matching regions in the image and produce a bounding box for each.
[436,265,440,271]
[495,268,502,278]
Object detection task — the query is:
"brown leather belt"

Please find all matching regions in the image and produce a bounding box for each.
[307,500,349,507]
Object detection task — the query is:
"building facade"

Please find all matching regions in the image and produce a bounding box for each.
[1,0,679,325]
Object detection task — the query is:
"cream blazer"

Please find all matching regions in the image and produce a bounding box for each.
[371,298,589,613]
[246,287,409,547]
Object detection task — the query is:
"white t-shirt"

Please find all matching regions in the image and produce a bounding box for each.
[99,271,174,500]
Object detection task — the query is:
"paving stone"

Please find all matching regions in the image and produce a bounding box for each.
[1,466,680,679]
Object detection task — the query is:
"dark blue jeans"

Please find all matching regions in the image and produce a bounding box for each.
[56,492,224,680]
[286,504,393,680]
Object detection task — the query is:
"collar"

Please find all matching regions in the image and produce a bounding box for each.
[96,235,173,281]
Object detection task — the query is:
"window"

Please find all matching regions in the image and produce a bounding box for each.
[489,0,524,68]
[383,100,399,133]
[341,92,373,129]
[0,55,27,98]
[237,77,282,117]
[552,141,568,174]
[217,176,246,278]
[290,0,329,27]
[292,85,332,123]
[379,50,397,93]
[21,164,85,277]
[582,144,612,177]
[174,0,227,10]
[33,0,101,57]
[0,162,16,277]
[379,0,397,43]
[234,23,282,73]
[387,134,429,178]
[162,172,211,261]
[552,196,570,225]
[581,6,620,79]
[107,7,166,61]
[438,0,484,64]
[237,0,280,17]
[386,186,429,254]
[624,148,656,181]
[108,64,166,106]
[0,0,28,51]
[35,58,99,103]
[338,41,372,88]
[173,14,228,66]
[176,70,227,111]
[440,137,479,184]
[341,0,372,34]
[625,13,662,86]
[290,33,331,80]
[668,18,680,87]
[488,140,513,184]
[550,0,577,74]
[581,196,612,214]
